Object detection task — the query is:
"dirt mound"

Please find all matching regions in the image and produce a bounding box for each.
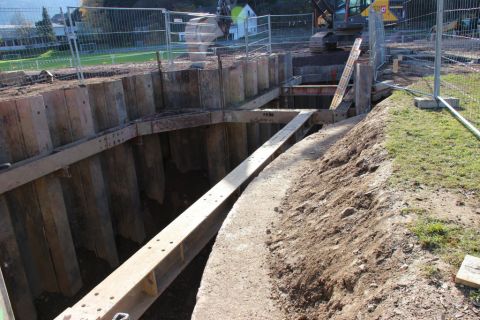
[267,101,479,319]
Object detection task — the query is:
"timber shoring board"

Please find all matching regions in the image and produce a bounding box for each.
[55,111,315,320]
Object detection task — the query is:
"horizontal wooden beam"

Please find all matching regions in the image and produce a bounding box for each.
[282,85,346,96]
[224,109,335,125]
[0,105,339,195]
[55,111,315,320]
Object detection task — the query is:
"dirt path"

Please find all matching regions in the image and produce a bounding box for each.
[192,116,364,320]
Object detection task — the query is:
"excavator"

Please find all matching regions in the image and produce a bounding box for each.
[310,0,398,52]
[185,0,234,67]
[184,0,399,63]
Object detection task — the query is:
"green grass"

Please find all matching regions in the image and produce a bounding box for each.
[386,76,480,191]
[410,216,480,267]
[0,49,174,72]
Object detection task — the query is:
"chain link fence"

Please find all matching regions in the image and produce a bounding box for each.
[0,7,78,87]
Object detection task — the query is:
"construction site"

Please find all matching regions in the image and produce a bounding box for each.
[0,0,479,319]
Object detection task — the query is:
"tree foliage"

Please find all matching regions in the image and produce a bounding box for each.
[35,7,56,42]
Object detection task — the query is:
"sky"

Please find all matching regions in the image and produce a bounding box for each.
[0,0,81,24]
[0,0,80,9]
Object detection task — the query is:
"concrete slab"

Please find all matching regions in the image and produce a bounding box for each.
[192,115,365,320]
[414,97,460,109]
[456,255,480,289]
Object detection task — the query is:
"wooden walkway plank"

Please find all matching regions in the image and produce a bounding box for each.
[55,111,315,320]
[16,96,82,296]
[88,81,146,244]
[0,195,36,320]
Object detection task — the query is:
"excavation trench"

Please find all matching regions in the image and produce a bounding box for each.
[0,49,373,320]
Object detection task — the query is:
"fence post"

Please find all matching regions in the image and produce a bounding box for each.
[164,9,173,65]
[245,17,249,60]
[434,0,444,98]
[268,15,272,54]
[66,7,84,83]
[311,12,315,35]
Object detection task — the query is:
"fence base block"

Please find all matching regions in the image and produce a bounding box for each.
[414,97,460,109]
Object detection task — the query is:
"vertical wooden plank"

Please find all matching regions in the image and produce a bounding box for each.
[169,128,205,174]
[244,60,258,98]
[44,88,119,268]
[227,123,248,169]
[151,71,165,112]
[0,196,36,320]
[16,96,82,296]
[0,99,57,296]
[124,74,166,204]
[257,56,270,92]
[162,69,200,109]
[88,81,146,244]
[205,124,229,185]
[199,69,222,110]
[223,62,245,108]
[247,123,261,155]
[268,54,279,87]
[354,63,374,115]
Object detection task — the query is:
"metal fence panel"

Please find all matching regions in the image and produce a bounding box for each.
[439,0,480,128]
[270,13,314,50]
[0,7,79,90]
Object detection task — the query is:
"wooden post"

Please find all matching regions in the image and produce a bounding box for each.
[354,63,374,115]
[123,74,166,204]
[151,71,165,113]
[88,81,146,244]
[42,88,119,268]
[199,68,222,110]
[0,196,36,320]
[0,97,82,297]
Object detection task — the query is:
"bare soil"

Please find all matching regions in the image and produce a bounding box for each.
[267,100,480,319]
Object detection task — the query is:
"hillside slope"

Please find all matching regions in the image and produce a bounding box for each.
[268,93,480,319]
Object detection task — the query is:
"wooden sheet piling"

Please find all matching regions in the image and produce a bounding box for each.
[88,81,146,244]
[123,74,166,204]
[0,196,36,320]
[0,97,81,297]
[43,88,119,268]
[55,111,315,320]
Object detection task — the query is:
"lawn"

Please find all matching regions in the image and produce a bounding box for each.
[0,49,172,72]
[385,74,480,191]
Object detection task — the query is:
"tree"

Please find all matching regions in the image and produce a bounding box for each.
[11,12,35,45]
[35,7,56,43]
